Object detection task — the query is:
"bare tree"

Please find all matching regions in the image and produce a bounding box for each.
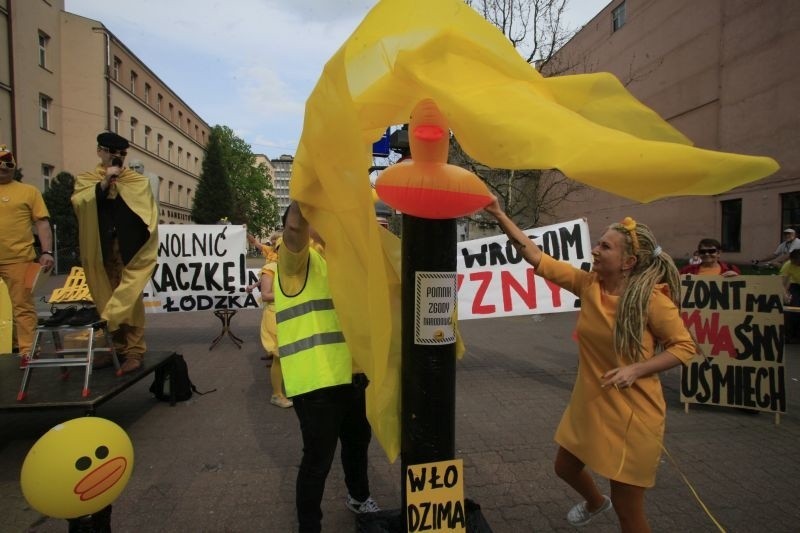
[465,0,572,71]
[456,0,585,233]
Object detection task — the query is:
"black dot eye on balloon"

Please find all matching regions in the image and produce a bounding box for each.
[75,456,92,471]
[95,446,109,459]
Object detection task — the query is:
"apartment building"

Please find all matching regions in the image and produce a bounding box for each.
[1,0,209,224]
[542,0,799,263]
[271,154,293,218]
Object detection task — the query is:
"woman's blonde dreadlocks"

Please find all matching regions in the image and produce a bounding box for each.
[611,218,681,362]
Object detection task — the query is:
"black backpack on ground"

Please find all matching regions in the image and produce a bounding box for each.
[150,353,215,402]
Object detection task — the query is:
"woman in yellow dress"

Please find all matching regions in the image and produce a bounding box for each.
[484,197,696,532]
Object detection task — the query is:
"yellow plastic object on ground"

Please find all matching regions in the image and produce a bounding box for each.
[0,279,11,354]
[48,266,93,304]
[290,0,779,461]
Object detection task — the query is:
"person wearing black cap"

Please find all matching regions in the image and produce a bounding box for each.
[0,146,54,364]
[71,132,158,374]
[754,228,800,268]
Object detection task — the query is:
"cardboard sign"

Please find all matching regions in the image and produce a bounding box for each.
[143,225,262,313]
[679,275,786,413]
[457,218,591,320]
[406,459,465,532]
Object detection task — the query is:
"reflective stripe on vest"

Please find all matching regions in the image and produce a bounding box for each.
[274,248,351,397]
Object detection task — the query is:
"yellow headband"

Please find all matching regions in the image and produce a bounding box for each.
[621,217,640,254]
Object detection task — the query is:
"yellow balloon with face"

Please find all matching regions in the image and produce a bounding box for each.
[20,417,134,519]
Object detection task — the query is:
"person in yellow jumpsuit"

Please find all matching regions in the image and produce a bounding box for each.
[484,196,696,533]
[247,231,293,408]
[0,146,54,363]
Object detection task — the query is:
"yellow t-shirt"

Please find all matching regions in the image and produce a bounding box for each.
[780,261,800,285]
[0,181,49,264]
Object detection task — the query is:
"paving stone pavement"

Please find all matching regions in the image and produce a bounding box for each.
[1,275,799,532]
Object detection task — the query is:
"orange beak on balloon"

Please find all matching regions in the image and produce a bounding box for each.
[375,99,492,219]
[73,457,128,502]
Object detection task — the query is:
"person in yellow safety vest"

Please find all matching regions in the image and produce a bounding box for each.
[276,201,379,533]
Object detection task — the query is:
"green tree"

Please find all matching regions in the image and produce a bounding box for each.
[42,171,79,271]
[192,127,234,224]
[213,125,279,236]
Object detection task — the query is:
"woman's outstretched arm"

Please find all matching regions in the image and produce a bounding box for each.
[484,195,543,268]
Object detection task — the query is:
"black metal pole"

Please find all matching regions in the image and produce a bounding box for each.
[400,214,457,526]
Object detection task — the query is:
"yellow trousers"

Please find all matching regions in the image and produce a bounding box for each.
[0,262,37,355]
[260,304,286,396]
[104,242,146,359]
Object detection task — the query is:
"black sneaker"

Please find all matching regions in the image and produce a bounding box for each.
[66,307,101,326]
[43,306,78,327]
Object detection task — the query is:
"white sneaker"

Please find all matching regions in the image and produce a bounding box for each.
[345,494,380,514]
[270,394,293,408]
[567,495,612,526]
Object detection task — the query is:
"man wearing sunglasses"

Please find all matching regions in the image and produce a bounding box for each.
[0,146,54,363]
[679,238,740,277]
[72,132,158,374]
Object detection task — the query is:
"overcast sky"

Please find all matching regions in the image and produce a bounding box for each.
[65,0,607,159]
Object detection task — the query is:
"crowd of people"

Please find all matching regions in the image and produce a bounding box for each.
[4,134,799,531]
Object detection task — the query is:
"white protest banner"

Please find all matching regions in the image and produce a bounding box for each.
[679,275,786,413]
[143,225,262,313]
[457,218,592,320]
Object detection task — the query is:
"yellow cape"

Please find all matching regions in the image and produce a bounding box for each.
[72,165,158,331]
[290,0,779,461]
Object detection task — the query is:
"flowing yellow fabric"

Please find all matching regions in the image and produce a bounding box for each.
[290,0,779,461]
[72,165,159,331]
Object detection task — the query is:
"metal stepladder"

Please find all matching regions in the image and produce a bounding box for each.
[16,266,119,401]
[17,320,120,400]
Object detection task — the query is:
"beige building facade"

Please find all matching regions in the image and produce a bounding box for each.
[543,0,799,263]
[1,0,209,224]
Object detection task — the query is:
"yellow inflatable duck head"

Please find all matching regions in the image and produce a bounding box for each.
[375,98,492,219]
[20,417,134,519]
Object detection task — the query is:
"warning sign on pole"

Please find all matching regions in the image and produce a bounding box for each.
[414,272,457,345]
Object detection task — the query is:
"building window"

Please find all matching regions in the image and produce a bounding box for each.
[178,110,183,127]
[144,83,151,104]
[186,151,191,169]
[201,131,206,144]
[39,94,52,130]
[781,192,800,233]
[144,126,152,151]
[168,180,173,204]
[130,70,137,94]
[186,188,191,208]
[178,184,183,207]
[42,164,54,190]
[177,146,183,167]
[38,31,50,68]
[612,2,626,32]
[157,93,163,113]
[157,134,163,156]
[129,117,138,143]
[194,125,199,140]
[113,107,122,134]
[158,176,164,202]
[720,199,742,253]
[194,156,199,172]
[168,141,174,161]
[169,103,174,122]
[113,57,121,81]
